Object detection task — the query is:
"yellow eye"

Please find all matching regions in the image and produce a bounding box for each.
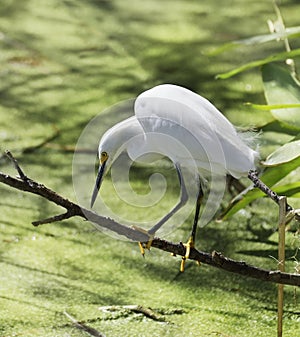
[100,151,108,164]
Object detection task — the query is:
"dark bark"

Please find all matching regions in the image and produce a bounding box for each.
[1,152,299,287]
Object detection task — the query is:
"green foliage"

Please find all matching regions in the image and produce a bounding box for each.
[216,48,300,79]
[1,1,300,336]
[219,55,300,219]
[221,63,300,220]
[263,139,300,166]
[208,26,300,56]
[263,63,300,129]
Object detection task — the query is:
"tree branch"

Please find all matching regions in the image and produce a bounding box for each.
[1,152,299,287]
[63,311,106,337]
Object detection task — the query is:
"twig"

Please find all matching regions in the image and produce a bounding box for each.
[5,150,28,180]
[32,211,76,226]
[63,311,106,337]
[0,129,60,164]
[0,152,300,286]
[227,175,246,195]
[98,305,166,322]
[277,196,286,337]
[248,170,293,211]
[23,127,60,154]
[45,143,95,154]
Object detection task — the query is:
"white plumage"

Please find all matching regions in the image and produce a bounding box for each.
[97,84,258,179]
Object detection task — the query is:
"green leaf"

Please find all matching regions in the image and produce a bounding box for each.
[260,120,299,136]
[245,103,300,111]
[235,26,300,45]
[208,26,300,56]
[216,48,300,79]
[220,182,300,221]
[260,155,300,186]
[274,182,300,197]
[262,140,300,166]
[262,63,300,129]
[219,156,300,220]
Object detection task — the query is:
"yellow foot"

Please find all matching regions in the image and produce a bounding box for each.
[132,226,154,257]
[180,237,200,272]
[138,240,153,256]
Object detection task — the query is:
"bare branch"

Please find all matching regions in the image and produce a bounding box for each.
[0,152,299,287]
[248,170,293,211]
[5,150,28,181]
[98,305,167,322]
[22,127,60,154]
[32,211,76,226]
[63,311,106,337]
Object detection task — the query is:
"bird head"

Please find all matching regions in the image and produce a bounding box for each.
[90,121,120,208]
[90,116,144,208]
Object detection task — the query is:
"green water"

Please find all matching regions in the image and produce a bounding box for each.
[0,1,299,336]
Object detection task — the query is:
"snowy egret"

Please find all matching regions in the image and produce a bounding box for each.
[91,84,259,271]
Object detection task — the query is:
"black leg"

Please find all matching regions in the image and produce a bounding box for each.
[180,179,203,272]
[137,162,188,255]
[190,179,204,242]
[148,162,188,235]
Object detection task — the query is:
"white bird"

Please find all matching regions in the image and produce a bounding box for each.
[91,84,259,271]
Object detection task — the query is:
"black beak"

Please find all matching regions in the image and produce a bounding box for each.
[90,160,107,208]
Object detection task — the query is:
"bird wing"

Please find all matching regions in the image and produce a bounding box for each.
[134,84,258,178]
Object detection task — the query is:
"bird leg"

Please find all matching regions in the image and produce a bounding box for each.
[180,181,204,272]
[131,225,154,256]
[148,163,188,235]
[136,163,188,255]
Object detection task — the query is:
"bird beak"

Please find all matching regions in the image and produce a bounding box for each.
[90,158,107,208]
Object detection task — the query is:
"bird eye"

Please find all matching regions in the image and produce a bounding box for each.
[100,151,108,162]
